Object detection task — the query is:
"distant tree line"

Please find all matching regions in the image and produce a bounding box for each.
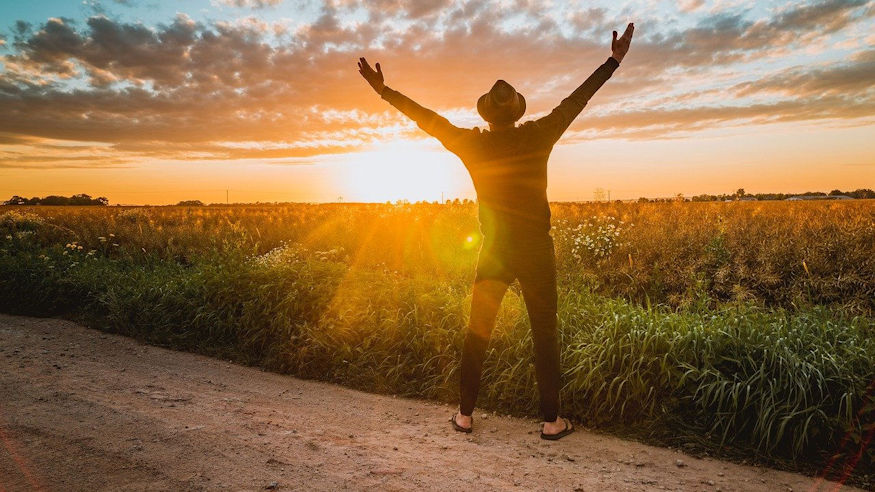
[637,188,875,203]
[5,190,872,206]
[3,194,109,206]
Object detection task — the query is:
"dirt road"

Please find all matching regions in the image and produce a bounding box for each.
[0,313,859,491]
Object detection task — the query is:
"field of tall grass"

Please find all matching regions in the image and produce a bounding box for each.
[1,201,873,483]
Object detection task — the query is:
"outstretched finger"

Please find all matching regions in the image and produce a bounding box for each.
[623,22,634,40]
[375,62,382,74]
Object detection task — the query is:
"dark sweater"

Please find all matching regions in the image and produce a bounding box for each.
[381,56,620,240]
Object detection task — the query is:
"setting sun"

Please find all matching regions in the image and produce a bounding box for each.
[340,140,463,203]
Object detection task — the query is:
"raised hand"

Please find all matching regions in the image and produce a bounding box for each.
[358,57,385,95]
[611,23,634,63]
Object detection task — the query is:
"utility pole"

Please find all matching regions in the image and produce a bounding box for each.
[441,191,444,203]
[607,190,611,201]
[226,189,229,204]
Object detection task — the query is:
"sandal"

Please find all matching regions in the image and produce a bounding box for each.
[449,413,472,433]
[540,417,574,440]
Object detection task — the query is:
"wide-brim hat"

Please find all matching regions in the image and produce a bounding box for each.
[477,80,526,124]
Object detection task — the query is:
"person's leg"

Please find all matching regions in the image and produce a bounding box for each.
[458,279,510,420]
[515,236,561,424]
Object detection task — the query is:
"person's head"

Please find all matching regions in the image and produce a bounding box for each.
[477,80,525,130]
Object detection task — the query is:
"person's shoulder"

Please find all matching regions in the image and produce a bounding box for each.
[460,126,486,141]
[515,120,547,136]
[515,120,555,146]
[442,126,482,154]
[470,124,533,134]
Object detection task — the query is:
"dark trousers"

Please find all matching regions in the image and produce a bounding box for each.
[459,232,560,422]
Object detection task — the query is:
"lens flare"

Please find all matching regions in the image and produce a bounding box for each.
[462,231,481,250]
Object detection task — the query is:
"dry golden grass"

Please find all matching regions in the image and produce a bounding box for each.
[7,199,873,313]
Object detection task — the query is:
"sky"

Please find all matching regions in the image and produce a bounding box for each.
[0,0,873,204]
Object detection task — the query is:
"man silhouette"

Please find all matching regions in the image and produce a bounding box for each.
[358,23,634,440]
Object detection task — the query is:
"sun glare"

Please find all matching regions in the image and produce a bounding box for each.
[341,140,460,202]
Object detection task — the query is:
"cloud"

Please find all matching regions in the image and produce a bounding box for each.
[629,0,871,72]
[770,0,869,33]
[733,49,875,98]
[679,0,705,13]
[571,94,875,140]
[0,0,873,167]
[332,0,453,20]
[0,133,30,145]
[217,0,283,8]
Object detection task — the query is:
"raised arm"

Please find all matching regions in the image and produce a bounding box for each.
[533,23,634,143]
[357,57,470,152]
